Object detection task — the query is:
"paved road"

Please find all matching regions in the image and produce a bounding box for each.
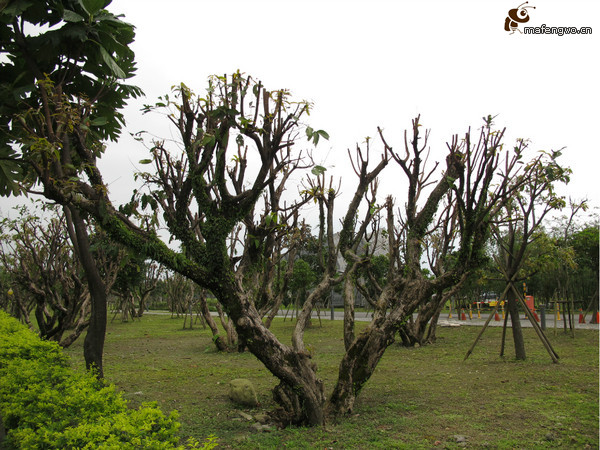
[437,313,599,330]
[147,309,600,330]
[278,309,600,330]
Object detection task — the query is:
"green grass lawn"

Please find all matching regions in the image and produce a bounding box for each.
[64,314,599,449]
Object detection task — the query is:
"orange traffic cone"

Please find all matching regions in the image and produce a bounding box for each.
[579,309,586,324]
[461,310,467,321]
[494,312,501,321]
[595,312,600,324]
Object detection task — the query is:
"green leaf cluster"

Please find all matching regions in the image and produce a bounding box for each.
[310,164,327,176]
[0,0,143,196]
[0,146,22,196]
[0,310,218,449]
[306,126,329,147]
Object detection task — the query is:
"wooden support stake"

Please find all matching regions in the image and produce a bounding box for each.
[464,284,511,361]
[510,284,559,363]
[500,301,510,357]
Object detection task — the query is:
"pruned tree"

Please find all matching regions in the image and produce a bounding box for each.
[0,203,120,347]
[389,184,453,347]
[1,3,568,425]
[110,250,163,322]
[0,205,88,343]
[13,71,540,424]
[320,117,533,417]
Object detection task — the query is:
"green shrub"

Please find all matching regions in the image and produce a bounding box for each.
[0,311,217,449]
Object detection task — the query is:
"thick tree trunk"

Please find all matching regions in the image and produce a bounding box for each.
[270,351,325,425]
[81,264,107,375]
[242,314,325,425]
[424,304,445,344]
[135,290,153,318]
[327,278,436,418]
[59,317,90,348]
[399,313,427,347]
[506,287,526,360]
[35,303,56,341]
[65,206,108,377]
[327,320,395,416]
[342,273,356,351]
[214,279,326,425]
[398,293,445,347]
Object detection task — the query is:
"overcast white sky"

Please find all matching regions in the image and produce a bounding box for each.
[2,0,599,223]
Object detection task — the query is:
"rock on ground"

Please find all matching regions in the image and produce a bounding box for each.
[228,378,259,407]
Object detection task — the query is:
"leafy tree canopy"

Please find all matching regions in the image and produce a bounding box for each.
[0,0,142,196]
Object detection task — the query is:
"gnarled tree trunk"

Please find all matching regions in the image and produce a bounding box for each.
[342,267,357,350]
[327,321,395,416]
[327,279,433,417]
[213,278,326,425]
[398,283,463,347]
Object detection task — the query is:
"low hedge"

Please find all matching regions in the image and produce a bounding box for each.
[0,311,216,449]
